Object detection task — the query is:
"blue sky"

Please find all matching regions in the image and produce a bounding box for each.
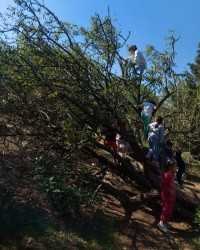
[1,0,199,73]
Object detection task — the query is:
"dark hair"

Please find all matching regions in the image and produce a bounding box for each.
[128,45,137,51]
[155,116,163,128]
[166,140,173,147]
[155,116,163,124]
[165,158,176,171]
[149,100,156,106]
[176,150,182,156]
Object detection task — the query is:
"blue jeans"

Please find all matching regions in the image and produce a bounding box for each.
[176,166,186,185]
[148,135,160,161]
[135,65,146,75]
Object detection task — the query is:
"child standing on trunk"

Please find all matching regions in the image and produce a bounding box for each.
[137,100,157,138]
[97,122,118,166]
[157,158,177,233]
[146,116,164,164]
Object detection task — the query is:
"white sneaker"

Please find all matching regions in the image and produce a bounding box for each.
[157,221,171,233]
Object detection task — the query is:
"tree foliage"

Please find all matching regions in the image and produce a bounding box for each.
[0,0,199,214]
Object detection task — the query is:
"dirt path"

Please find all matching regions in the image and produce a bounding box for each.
[100,183,199,250]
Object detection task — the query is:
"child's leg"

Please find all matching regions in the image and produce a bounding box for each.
[141,113,150,138]
[135,65,145,75]
[176,168,182,185]
[104,140,118,164]
[147,136,159,162]
[152,136,160,162]
[176,167,186,185]
[111,141,118,164]
[124,141,130,152]
[147,137,153,159]
[160,200,174,222]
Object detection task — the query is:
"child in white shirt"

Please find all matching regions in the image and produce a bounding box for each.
[124,45,147,75]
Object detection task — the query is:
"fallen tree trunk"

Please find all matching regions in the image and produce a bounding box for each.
[83,144,200,214]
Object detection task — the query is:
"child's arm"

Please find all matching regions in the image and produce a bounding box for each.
[124,57,130,61]
[136,102,143,109]
[124,55,134,62]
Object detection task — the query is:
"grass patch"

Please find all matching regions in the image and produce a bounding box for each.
[0,201,127,250]
[59,212,127,250]
[182,152,200,183]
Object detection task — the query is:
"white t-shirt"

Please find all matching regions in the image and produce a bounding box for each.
[127,50,147,67]
[147,122,164,142]
[141,102,155,118]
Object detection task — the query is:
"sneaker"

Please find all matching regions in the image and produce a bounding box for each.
[157,221,171,233]
[165,222,172,229]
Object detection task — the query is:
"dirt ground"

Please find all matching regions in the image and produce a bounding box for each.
[98,180,200,250]
[99,199,199,250]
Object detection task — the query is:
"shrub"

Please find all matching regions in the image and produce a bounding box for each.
[34,155,97,213]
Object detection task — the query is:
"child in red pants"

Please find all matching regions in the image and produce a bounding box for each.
[97,123,118,165]
[158,158,177,233]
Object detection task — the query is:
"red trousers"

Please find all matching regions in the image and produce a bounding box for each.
[160,200,175,222]
[104,140,118,163]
